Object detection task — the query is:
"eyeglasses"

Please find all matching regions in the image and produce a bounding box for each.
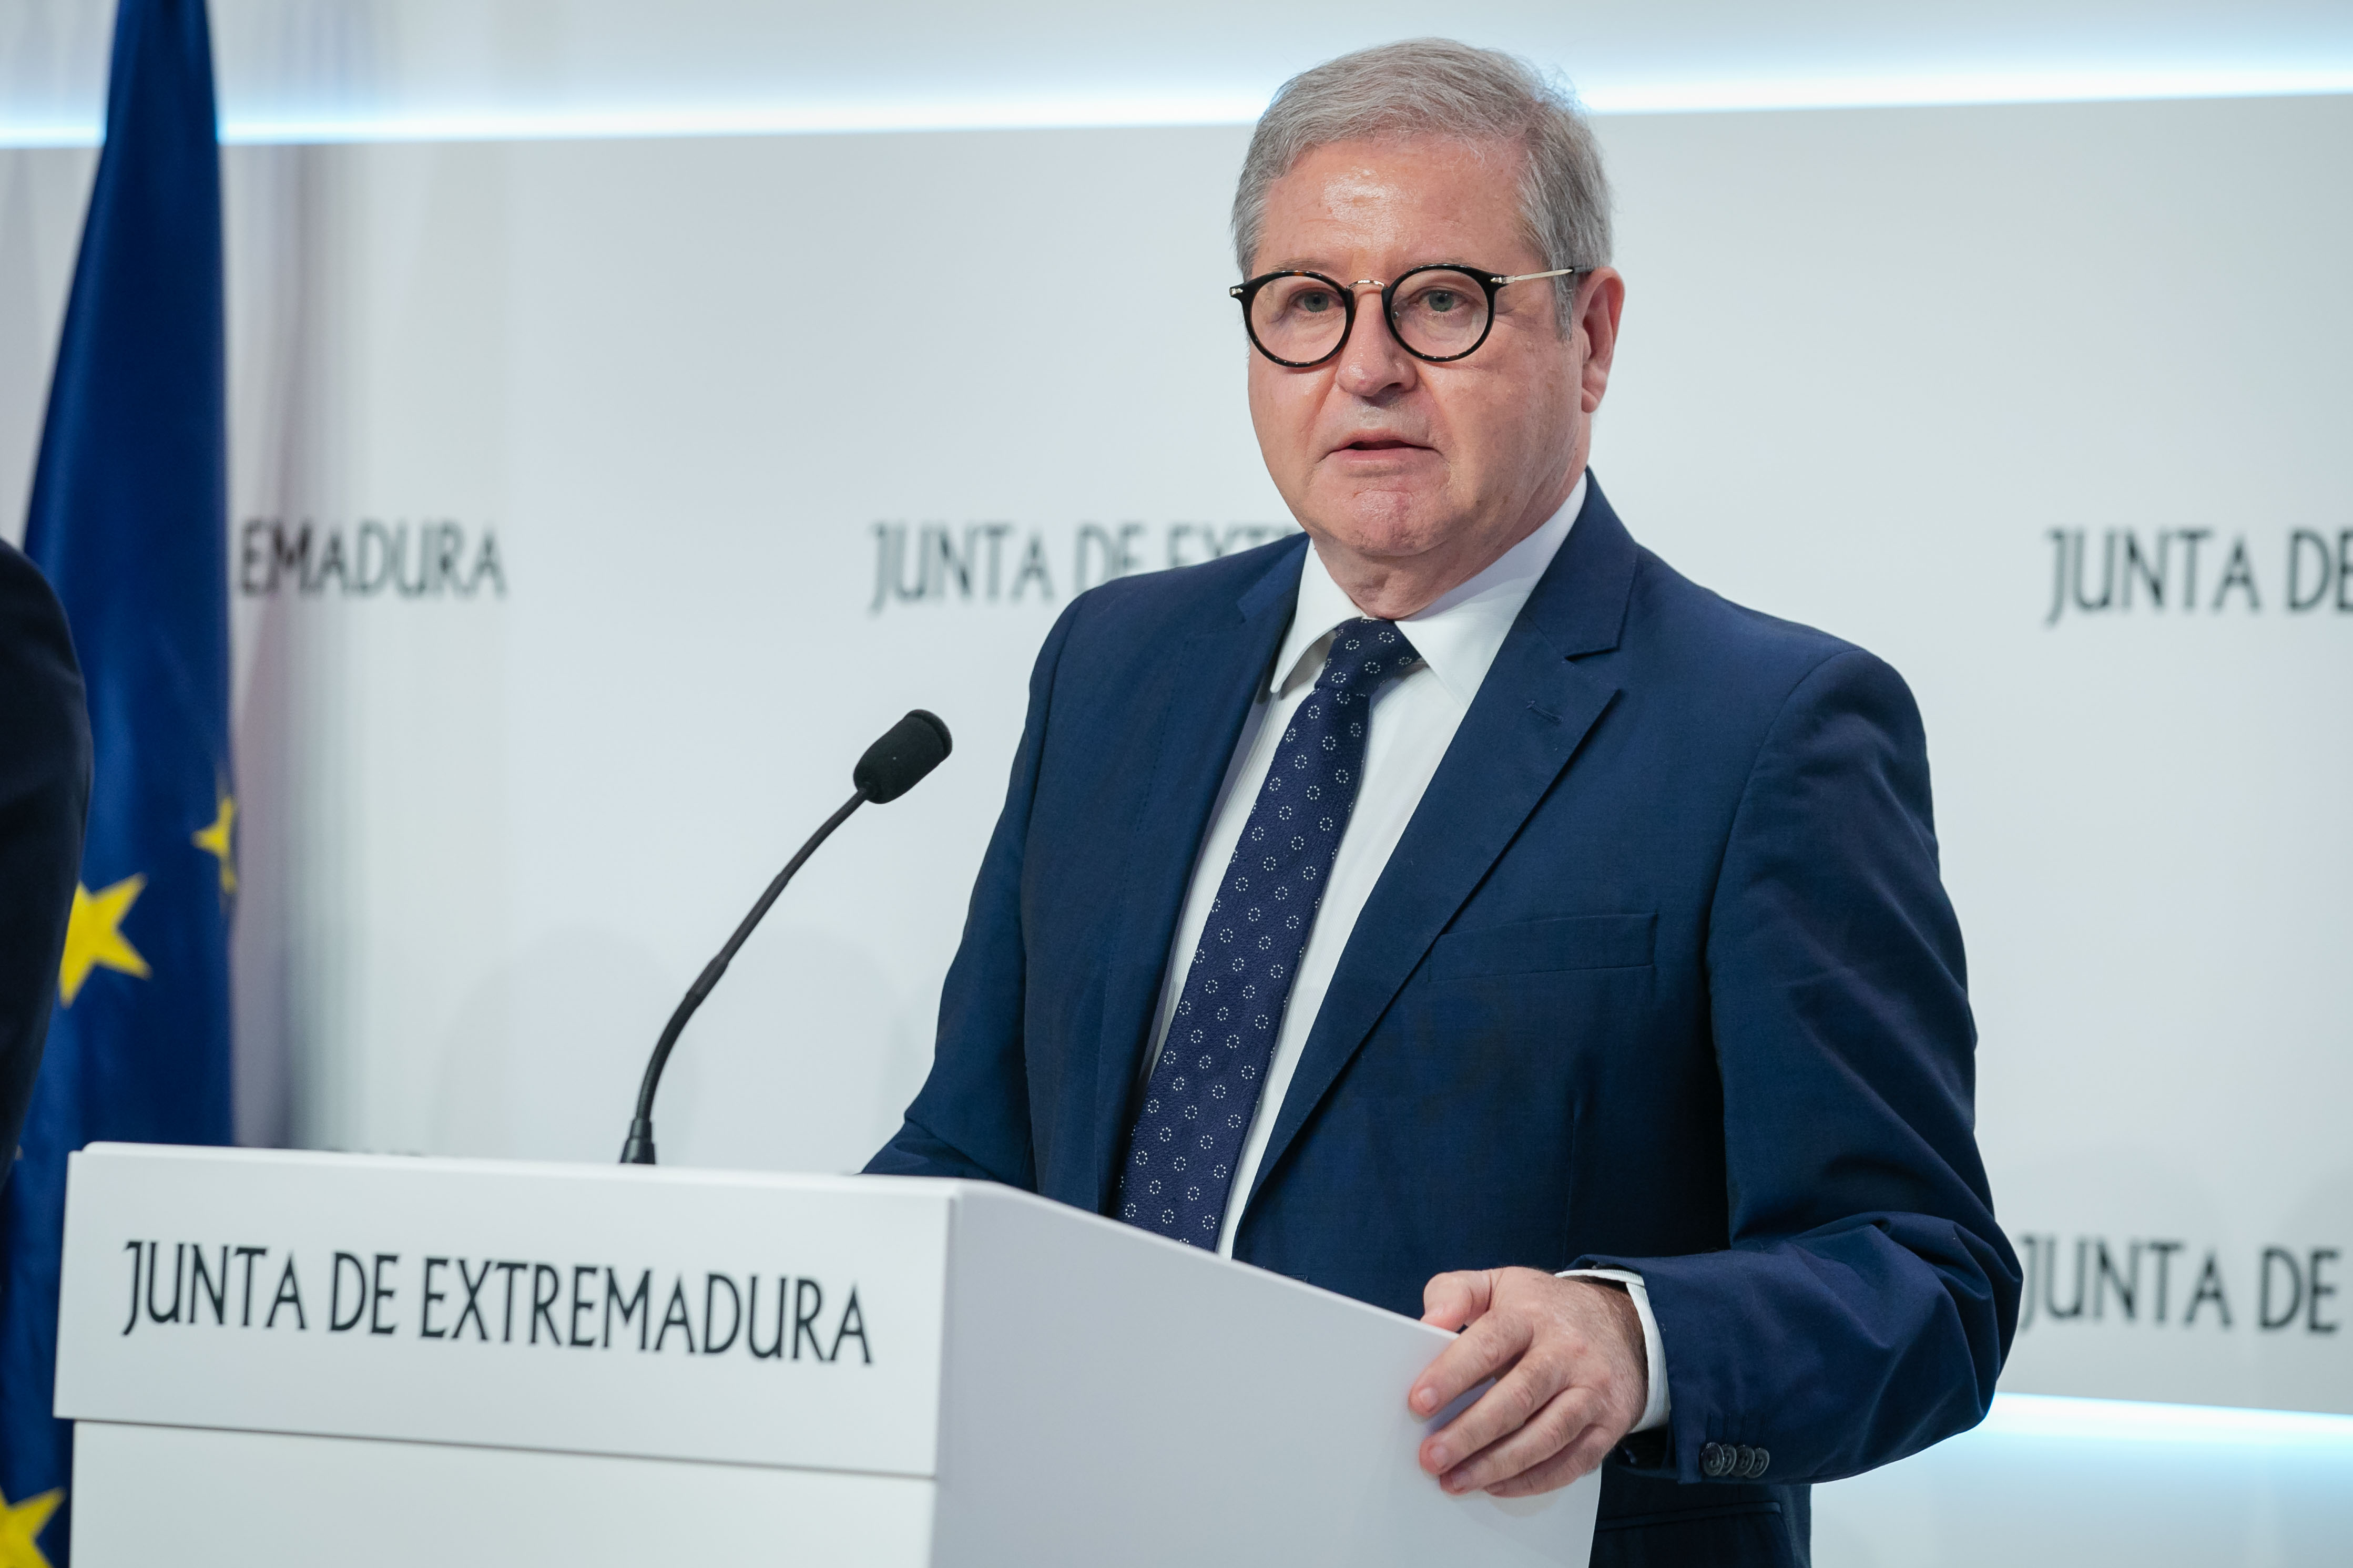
[1229,263,1581,368]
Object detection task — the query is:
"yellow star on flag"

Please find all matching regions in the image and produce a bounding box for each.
[192,790,237,894]
[0,1484,62,1568]
[58,875,150,1007]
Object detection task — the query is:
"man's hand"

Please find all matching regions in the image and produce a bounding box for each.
[1409,1268,1647,1497]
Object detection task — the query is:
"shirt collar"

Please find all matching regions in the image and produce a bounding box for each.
[1269,470,1587,705]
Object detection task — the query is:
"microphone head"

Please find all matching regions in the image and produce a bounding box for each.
[854,709,953,803]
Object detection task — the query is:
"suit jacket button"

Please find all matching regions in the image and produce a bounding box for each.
[1700,1441,1731,1478]
[1745,1447,1770,1478]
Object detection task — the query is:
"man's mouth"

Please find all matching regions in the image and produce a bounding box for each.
[1337,438,1428,453]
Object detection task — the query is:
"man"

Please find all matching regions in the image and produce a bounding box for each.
[871,38,2015,1565]
[0,539,91,1192]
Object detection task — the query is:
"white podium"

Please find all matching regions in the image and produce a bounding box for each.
[56,1144,1597,1566]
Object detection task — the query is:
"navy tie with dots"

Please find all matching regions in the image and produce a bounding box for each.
[1117,617,1423,1246]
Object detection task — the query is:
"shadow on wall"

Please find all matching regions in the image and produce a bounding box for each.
[228,141,359,1150]
[427,920,933,1173]
[430,924,671,1162]
[656,922,935,1177]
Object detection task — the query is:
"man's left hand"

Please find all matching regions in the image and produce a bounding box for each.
[1409,1268,1648,1497]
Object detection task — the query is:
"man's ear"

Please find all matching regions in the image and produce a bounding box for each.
[1577,268,1626,414]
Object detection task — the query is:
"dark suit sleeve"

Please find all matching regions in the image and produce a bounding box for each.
[1581,647,2019,1485]
[0,541,92,1187]
[863,596,1083,1186]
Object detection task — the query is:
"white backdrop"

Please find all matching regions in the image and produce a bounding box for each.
[3,94,2348,1441]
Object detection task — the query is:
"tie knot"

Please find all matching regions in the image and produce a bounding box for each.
[1317,618,1421,701]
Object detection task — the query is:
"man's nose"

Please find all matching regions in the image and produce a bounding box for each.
[1334,285,1418,397]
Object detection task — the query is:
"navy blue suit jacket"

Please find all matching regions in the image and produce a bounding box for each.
[870,480,2018,1564]
[0,540,91,1193]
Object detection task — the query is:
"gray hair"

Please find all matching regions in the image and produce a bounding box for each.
[1232,38,1612,332]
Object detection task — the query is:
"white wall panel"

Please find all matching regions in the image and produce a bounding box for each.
[4,86,2348,1565]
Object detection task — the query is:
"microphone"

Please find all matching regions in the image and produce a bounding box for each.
[619,709,952,1165]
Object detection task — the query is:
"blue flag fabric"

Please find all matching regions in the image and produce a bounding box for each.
[3,2,233,1560]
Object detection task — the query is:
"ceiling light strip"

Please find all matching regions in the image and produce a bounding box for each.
[4,66,2351,148]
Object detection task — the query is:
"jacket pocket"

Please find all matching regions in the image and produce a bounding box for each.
[1427,913,1656,980]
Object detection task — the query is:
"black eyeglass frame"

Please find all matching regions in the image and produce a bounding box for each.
[1228,262,1583,368]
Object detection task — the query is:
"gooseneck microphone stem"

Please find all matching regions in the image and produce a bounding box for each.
[618,708,950,1167]
[618,788,867,1165]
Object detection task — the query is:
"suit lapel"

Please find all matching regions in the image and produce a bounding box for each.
[1088,540,1306,1208]
[1244,481,1642,1208]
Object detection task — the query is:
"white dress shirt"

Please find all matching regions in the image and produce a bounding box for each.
[1134,472,1670,1434]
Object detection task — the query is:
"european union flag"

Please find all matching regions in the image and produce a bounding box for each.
[2,2,233,1560]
